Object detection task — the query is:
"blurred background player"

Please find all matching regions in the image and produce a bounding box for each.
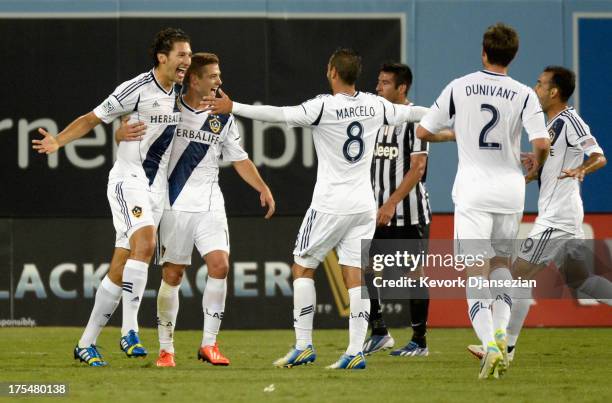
[417,23,550,379]
[117,52,275,367]
[363,62,433,357]
[468,66,609,361]
[204,48,429,369]
[32,28,192,366]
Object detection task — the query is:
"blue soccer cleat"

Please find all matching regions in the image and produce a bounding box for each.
[326,352,366,370]
[363,333,395,355]
[390,341,429,357]
[273,345,316,368]
[119,330,147,358]
[74,344,108,367]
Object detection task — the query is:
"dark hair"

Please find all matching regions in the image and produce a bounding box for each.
[379,62,413,94]
[544,66,576,102]
[482,23,519,67]
[149,27,191,67]
[329,48,362,85]
[184,52,220,88]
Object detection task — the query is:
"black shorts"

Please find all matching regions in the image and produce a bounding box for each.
[370,224,430,257]
[373,224,430,240]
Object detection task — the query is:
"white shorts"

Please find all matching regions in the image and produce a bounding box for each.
[293,208,376,269]
[159,209,229,265]
[107,180,164,249]
[518,223,585,266]
[454,206,522,259]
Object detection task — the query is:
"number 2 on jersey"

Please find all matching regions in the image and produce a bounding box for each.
[479,103,501,150]
[343,121,365,162]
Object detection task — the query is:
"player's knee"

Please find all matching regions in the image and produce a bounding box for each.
[206,253,229,279]
[132,238,156,260]
[512,258,540,280]
[162,265,185,286]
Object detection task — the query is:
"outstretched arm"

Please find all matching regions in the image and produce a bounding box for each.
[416,126,455,142]
[232,159,276,219]
[202,89,286,122]
[32,111,101,154]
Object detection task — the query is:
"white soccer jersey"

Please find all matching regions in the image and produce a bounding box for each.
[535,107,603,234]
[94,70,181,193]
[420,70,549,213]
[282,92,424,215]
[166,96,248,212]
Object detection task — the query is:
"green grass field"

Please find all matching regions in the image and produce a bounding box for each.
[1,327,611,402]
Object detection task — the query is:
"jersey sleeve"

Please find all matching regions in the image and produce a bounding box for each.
[418,82,455,134]
[410,123,429,154]
[93,80,143,124]
[564,116,604,156]
[281,96,325,128]
[521,88,548,141]
[221,118,249,162]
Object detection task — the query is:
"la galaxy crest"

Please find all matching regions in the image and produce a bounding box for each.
[208,115,222,134]
[132,206,143,218]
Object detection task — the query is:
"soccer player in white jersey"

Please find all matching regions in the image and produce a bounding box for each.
[416,23,551,379]
[32,28,192,366]
[204,48,428,369]
[488,66,608,360]
[144,53,274,367]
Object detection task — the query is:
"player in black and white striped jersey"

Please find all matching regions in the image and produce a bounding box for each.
[364,63,451,357]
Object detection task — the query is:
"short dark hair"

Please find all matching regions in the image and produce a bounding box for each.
[544,66,576,102]
[329,48,362,85]
[482,23,519,67]
[149,27,191,67]
[184,52,220,88]
[379,62,413,94]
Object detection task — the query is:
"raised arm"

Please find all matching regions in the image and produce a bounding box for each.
[32,111,101,154]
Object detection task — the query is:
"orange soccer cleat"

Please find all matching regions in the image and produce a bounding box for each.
[197,343,230,366]
[156,350,176,367]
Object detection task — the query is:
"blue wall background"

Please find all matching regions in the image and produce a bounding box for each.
[2,0,610,212]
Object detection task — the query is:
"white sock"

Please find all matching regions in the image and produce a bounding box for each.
[346,286,370,356]
[121,259,148,336]
[157,280,180,353]
[78,276,122,348]
[577,276,612,306]
[507,286,533,347]
[293,278,316,350]
[489,267,513,333]
[202,277,227,347]
[466,276,495,347]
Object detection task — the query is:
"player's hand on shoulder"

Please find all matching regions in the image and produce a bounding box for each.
[260,186,276,219]
[32,128,59,154]
[115,115,146,143]
[201,88,233,115]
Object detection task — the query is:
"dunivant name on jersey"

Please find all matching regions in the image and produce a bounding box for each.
[336,106,376,120]
[465,84,518,101]
[176,128,220,145]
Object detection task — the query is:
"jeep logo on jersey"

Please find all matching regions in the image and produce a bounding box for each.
[209,116,222,133]
[373,143,400,160]
[131,206,142,218]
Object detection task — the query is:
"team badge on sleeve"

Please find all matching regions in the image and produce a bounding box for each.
[132,206,143,218]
